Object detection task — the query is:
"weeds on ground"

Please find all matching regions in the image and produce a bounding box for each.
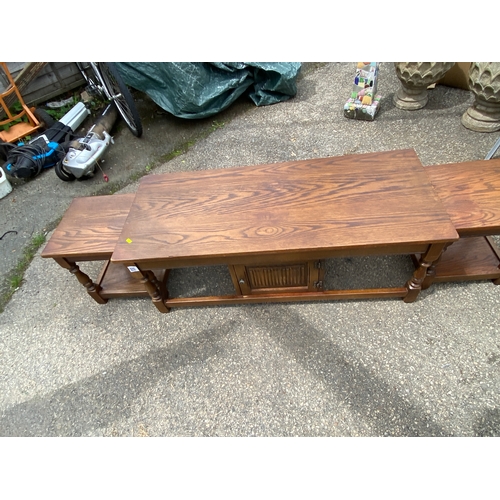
[0,232,46,313]
[0,102,26,132]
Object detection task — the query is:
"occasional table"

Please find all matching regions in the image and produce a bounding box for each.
[110,149,459,312]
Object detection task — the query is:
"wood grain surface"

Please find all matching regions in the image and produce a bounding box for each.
[42,194,135,261]
[424,158,500,236]
[111,150,458,267]
[97,261,168,298]
[430,236,500,282]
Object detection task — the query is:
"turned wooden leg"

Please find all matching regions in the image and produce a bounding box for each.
[404,243,446,303]
[54,257,107,304]
[157,269,170,300]
[420,242,452,290]
[127,265,170,313]
[147,270,163,296]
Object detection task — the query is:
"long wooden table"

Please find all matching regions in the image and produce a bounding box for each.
[110,149,459,312]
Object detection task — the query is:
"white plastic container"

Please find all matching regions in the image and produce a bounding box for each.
[0,166,13,199]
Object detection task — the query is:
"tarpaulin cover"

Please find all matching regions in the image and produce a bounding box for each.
[114,62,301,119]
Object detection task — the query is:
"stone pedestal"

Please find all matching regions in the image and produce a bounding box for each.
[394,62,455,110]
[461,62,500,132]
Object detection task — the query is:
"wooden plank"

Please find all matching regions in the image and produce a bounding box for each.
[13,63,85,106]
[42,193,135,260]
[1,63,85,106]
[97,262,168,298]
[24,63,85,105]
[123,242,434,270]
[112,150,458,268]
[486,236,500,261]
[0,63,47,111]
[165,287,408,308]
[425,159,500,236]
[424,237,500,282]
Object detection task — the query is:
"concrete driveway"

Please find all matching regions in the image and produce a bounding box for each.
[1,62,499,437]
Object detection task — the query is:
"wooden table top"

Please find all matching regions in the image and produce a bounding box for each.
[424,158,500,236]
[42,194,135,261]
[111,149,458,267]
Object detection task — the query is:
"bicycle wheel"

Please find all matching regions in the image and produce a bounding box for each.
[75,62,102,97]
[96,62,143,138]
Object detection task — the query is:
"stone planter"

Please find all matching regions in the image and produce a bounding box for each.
[461,62,500,132]
[394,62,455,110]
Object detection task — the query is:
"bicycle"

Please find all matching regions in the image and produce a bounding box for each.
[76,62,143,138]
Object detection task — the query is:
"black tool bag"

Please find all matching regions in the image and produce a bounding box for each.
[2,122,75,179]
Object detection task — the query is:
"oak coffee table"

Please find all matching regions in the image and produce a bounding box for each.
[110,149,459,312]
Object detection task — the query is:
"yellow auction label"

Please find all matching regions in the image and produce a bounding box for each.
[126,238,132,244]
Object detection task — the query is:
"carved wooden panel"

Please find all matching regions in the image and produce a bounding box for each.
[231,261,322,295]
[247,264,307,289]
